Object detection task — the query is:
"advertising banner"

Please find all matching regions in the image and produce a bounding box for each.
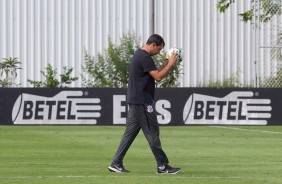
[0,88,280,125]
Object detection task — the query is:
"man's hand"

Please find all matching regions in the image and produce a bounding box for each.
[167,51,178,66]
[149,51,179,82]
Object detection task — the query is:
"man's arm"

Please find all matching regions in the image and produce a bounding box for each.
[157,60,169,72]
[149,52,178,82]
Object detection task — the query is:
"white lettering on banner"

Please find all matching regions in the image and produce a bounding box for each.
[156,100,171,125]
[12,91,101,124]
[113,95,126,124]
[183,91,272,125]
[111,95,171,125]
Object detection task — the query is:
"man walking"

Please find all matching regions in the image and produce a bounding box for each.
[108,34,181,174]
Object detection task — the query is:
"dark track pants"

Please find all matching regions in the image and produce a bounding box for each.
[111,103,169,167]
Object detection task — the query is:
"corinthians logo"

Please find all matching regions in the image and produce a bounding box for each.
[183,91,272,125]
[12,91,101,124]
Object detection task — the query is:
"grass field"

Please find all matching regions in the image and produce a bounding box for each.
[0,126,282,184]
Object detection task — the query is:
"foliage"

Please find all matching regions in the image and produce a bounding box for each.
[217,1,282,87]
[82,32,140,88]
[272,32,282,62]
[260,0,282,22]
[28,64,78,87]
[217,0,236,13]
[197,73,244,88]
[259,68,282,87]
[217,0,282,22]
[0,57,21,87]
[152,52,182,88]
[82,32,182,88]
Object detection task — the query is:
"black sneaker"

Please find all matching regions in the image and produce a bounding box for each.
[108,164,130,173]
[157,165,180,174]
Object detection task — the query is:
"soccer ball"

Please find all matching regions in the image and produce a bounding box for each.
[166,48,183,62]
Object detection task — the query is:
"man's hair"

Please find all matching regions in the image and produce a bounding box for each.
[146,34,165,47]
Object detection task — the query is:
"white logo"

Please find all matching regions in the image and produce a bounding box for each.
[183,91,271,125]
[12,91,101,124]
[147,105,154,113]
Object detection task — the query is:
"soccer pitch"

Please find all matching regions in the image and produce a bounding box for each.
[0,126,282,184]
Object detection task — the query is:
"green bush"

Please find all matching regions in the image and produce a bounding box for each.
[28,64,78,88]
[82,32,182,88]
[0,57,21,87]
[82,32,140,88]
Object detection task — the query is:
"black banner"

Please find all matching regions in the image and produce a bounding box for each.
[0,88,280,125]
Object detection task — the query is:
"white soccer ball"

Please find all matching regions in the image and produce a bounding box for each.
[166,48,183,62]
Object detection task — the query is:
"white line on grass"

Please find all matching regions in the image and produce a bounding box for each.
[0,175,256,179]
[211,126,282,135]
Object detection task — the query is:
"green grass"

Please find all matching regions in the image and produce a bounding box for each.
[0,126,282,184]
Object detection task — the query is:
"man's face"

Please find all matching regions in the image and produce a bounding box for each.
[151,43,164,56]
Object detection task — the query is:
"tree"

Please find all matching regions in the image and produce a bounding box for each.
[217,0,282,22]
